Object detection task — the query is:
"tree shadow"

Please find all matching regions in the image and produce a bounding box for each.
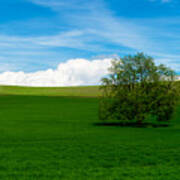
[94,122,170,128]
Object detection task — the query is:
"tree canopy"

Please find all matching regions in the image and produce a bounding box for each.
[99,53,178,126]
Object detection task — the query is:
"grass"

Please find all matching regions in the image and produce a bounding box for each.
[0,85,101,97]
[0,86,180,179]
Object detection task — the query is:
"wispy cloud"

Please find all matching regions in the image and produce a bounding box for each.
[0,0,150,73]
[27,0,180,59]
[0,0,179,76]
[28,0,150,51]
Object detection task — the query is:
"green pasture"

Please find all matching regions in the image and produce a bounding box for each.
[0,86,179,179]
[0,85,100,97]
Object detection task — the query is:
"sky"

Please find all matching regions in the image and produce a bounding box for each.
[0,0,179,86]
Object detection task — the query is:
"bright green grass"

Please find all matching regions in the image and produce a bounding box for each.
[0,86,180,180]
[0,88,180,179]
[0,85,101,97]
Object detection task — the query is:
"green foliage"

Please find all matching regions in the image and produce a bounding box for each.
[99,52,178,125]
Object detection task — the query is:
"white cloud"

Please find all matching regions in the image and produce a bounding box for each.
[0,0,178,74]
[28,0,151,52]
[0,58,112,87]
[156,58,180,72]
[29,0,97,10]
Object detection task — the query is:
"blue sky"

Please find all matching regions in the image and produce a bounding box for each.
[0,0,180,73]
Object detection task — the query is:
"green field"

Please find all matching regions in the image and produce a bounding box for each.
[0,86,180,179]
[0,86,100,97]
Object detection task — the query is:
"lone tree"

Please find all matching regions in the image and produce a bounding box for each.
[99,53,178,126]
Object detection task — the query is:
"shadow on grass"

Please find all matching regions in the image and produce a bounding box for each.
[94,122,170,128]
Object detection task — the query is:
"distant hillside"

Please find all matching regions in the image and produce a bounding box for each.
[1,80,179,97]
[0,86,101,97]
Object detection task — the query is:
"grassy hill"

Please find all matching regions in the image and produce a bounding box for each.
[0,86,179,179]
[0,85,101,97]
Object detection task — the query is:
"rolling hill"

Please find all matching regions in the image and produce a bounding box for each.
[0,85,101,97]
[0,86,179,179]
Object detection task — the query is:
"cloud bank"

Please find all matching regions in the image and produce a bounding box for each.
[0,58,112,87]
